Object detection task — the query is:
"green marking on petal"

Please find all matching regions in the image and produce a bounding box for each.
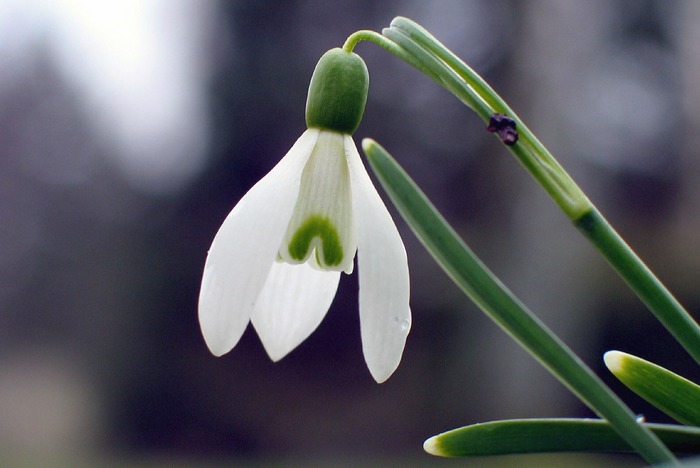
[288,215,344,266]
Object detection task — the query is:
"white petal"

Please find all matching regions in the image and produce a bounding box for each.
[251,261,340,361]
[278,131,357,273]
[346,136,411,383]
[198,129,320,356]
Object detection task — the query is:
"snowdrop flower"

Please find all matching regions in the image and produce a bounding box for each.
[198,48,411,383]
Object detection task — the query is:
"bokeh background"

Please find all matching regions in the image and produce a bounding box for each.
[1,0,700,465]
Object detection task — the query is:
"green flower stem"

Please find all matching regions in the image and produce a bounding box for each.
[342,30,443,86]
[576,212,700,366]
[385,17,591,219]
[362,139,676,465]
[381,27,492,119]
[349,17,700,366]
[388,17,504,115]
[344,30,492,129]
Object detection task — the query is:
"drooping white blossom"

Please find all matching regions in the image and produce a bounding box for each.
[198,48,411,383]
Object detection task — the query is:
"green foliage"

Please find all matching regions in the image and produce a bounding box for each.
[425,419,700,457]
[605,351,700,427]
[362,138,674,464]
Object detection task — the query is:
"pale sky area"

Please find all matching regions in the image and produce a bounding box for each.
[0,0,212,194]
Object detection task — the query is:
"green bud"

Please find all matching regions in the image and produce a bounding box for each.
[305,48,369,135]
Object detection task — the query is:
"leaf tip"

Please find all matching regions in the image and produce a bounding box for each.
[423,435,447,457]
[361,137,377,154]
[603,350,626,374]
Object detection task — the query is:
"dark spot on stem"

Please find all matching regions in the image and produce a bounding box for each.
[487,113,518,146]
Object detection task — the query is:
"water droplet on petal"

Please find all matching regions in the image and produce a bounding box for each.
[393,316,410,332]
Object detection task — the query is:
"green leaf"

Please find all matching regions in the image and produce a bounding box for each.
[424,419,700,457]
[361,138,675,464]
[605,350,700,426]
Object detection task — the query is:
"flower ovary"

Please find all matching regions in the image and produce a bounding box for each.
[305,48,369,135]
[288,215,344,267]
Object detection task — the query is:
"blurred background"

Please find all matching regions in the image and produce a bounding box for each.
[1,0,700,465]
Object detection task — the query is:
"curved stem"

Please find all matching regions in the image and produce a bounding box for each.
[386,17,591,219]
[342,30,441,83]
[343,30,383,53]
[384,16,700,366]
[380,27,492,121]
